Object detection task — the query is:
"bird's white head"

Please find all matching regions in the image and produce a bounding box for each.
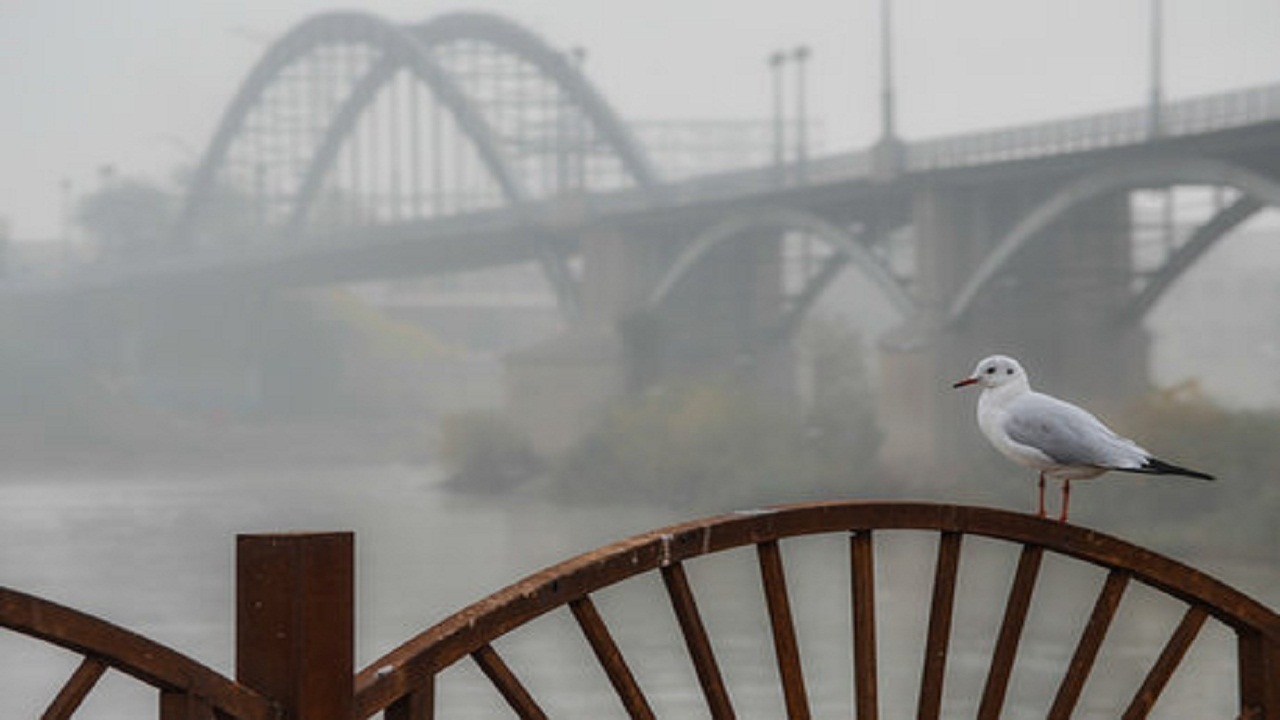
[952,354,1028,391]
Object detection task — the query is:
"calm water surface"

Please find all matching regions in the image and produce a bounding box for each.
[1,465,1276,718]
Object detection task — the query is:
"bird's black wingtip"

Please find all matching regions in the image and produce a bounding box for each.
[1141,458,1215,481]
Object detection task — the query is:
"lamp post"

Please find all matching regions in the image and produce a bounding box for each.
[879,0,896,142]
[769,50,787,186]
[871,0,905,180]
[793,45,811,184]
[1148,0,1164,139]
[1148,0,1173,250]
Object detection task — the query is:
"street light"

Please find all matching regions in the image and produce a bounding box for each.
[1148,0,1173,251]
[879,0,897,142]
[871,0,905,180]
[769,50,787,186]
[1148,0,1164,139]
[793,45,811,184]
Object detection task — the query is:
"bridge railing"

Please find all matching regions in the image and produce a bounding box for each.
[647,82,1280,202]
[908,106,1151,170]
[1163,83,1280,136]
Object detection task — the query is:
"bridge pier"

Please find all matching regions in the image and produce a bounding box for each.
[879,182,1149,481]
[506,223,792,454]
[506,224,662,453]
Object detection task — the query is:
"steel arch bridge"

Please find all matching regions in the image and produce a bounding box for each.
[173,10,660,309]
[153,8,1280,366]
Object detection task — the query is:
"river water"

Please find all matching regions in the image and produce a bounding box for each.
[1,464,1276,718]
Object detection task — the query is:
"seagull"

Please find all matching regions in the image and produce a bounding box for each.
[952,354,1213,521]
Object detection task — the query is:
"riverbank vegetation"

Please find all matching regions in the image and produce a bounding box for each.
[444,321,884,509]
[444,344,1280,560]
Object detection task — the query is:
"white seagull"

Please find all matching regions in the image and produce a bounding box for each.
[952,354,1213,521]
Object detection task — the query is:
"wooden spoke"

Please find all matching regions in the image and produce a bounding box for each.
[1048,569,1130,719]
[661,562,735,719]
[471,643,547,720]
[43,656,108,720]
[850,530,878,720]
[569,595,655,720]
[757,539,811,720]
[977,544,1044,720]
[917,531,962,720]
[1122,605,1209,720]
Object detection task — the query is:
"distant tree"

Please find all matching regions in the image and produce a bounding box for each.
[76,179,175,258]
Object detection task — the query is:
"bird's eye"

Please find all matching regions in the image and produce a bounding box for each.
[1006,368,1013,375]
[985,367,996,374]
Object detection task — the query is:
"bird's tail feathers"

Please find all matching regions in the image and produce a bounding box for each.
[1128,458,1215,481]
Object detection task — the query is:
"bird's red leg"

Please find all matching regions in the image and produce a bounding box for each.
[1059,480,1071,522]
[1037,472,1046,518]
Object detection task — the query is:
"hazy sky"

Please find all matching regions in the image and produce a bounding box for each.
[2,0,1279,240]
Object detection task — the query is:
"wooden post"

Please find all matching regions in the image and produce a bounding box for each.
[1238,630,1280,720]
[236,532,354,720]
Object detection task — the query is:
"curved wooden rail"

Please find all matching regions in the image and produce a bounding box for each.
[355,500,1280,719]
[0,586,277,720]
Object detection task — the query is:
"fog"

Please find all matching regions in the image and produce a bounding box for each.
[6,0,1280,239]
[1,1,1279,716]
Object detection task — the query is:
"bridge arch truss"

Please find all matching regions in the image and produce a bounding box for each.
[645,207,915,352]
[174,11,659,307]
[947,156,1280,327]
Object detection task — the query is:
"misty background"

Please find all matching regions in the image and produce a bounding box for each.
[1,1,1279,717]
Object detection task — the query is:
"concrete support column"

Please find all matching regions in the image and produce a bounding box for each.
[878,183,994,483]
[506,224,671,454]
[505,222,793,455]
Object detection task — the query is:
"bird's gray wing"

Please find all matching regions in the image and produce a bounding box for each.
[1003,393,1146,468]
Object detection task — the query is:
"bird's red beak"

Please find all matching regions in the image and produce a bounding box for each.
[952,377,978,389]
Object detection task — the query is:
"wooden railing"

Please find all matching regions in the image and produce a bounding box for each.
[0,586,276,719]
[3,502,1278,718]
[354,501,1280,719]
